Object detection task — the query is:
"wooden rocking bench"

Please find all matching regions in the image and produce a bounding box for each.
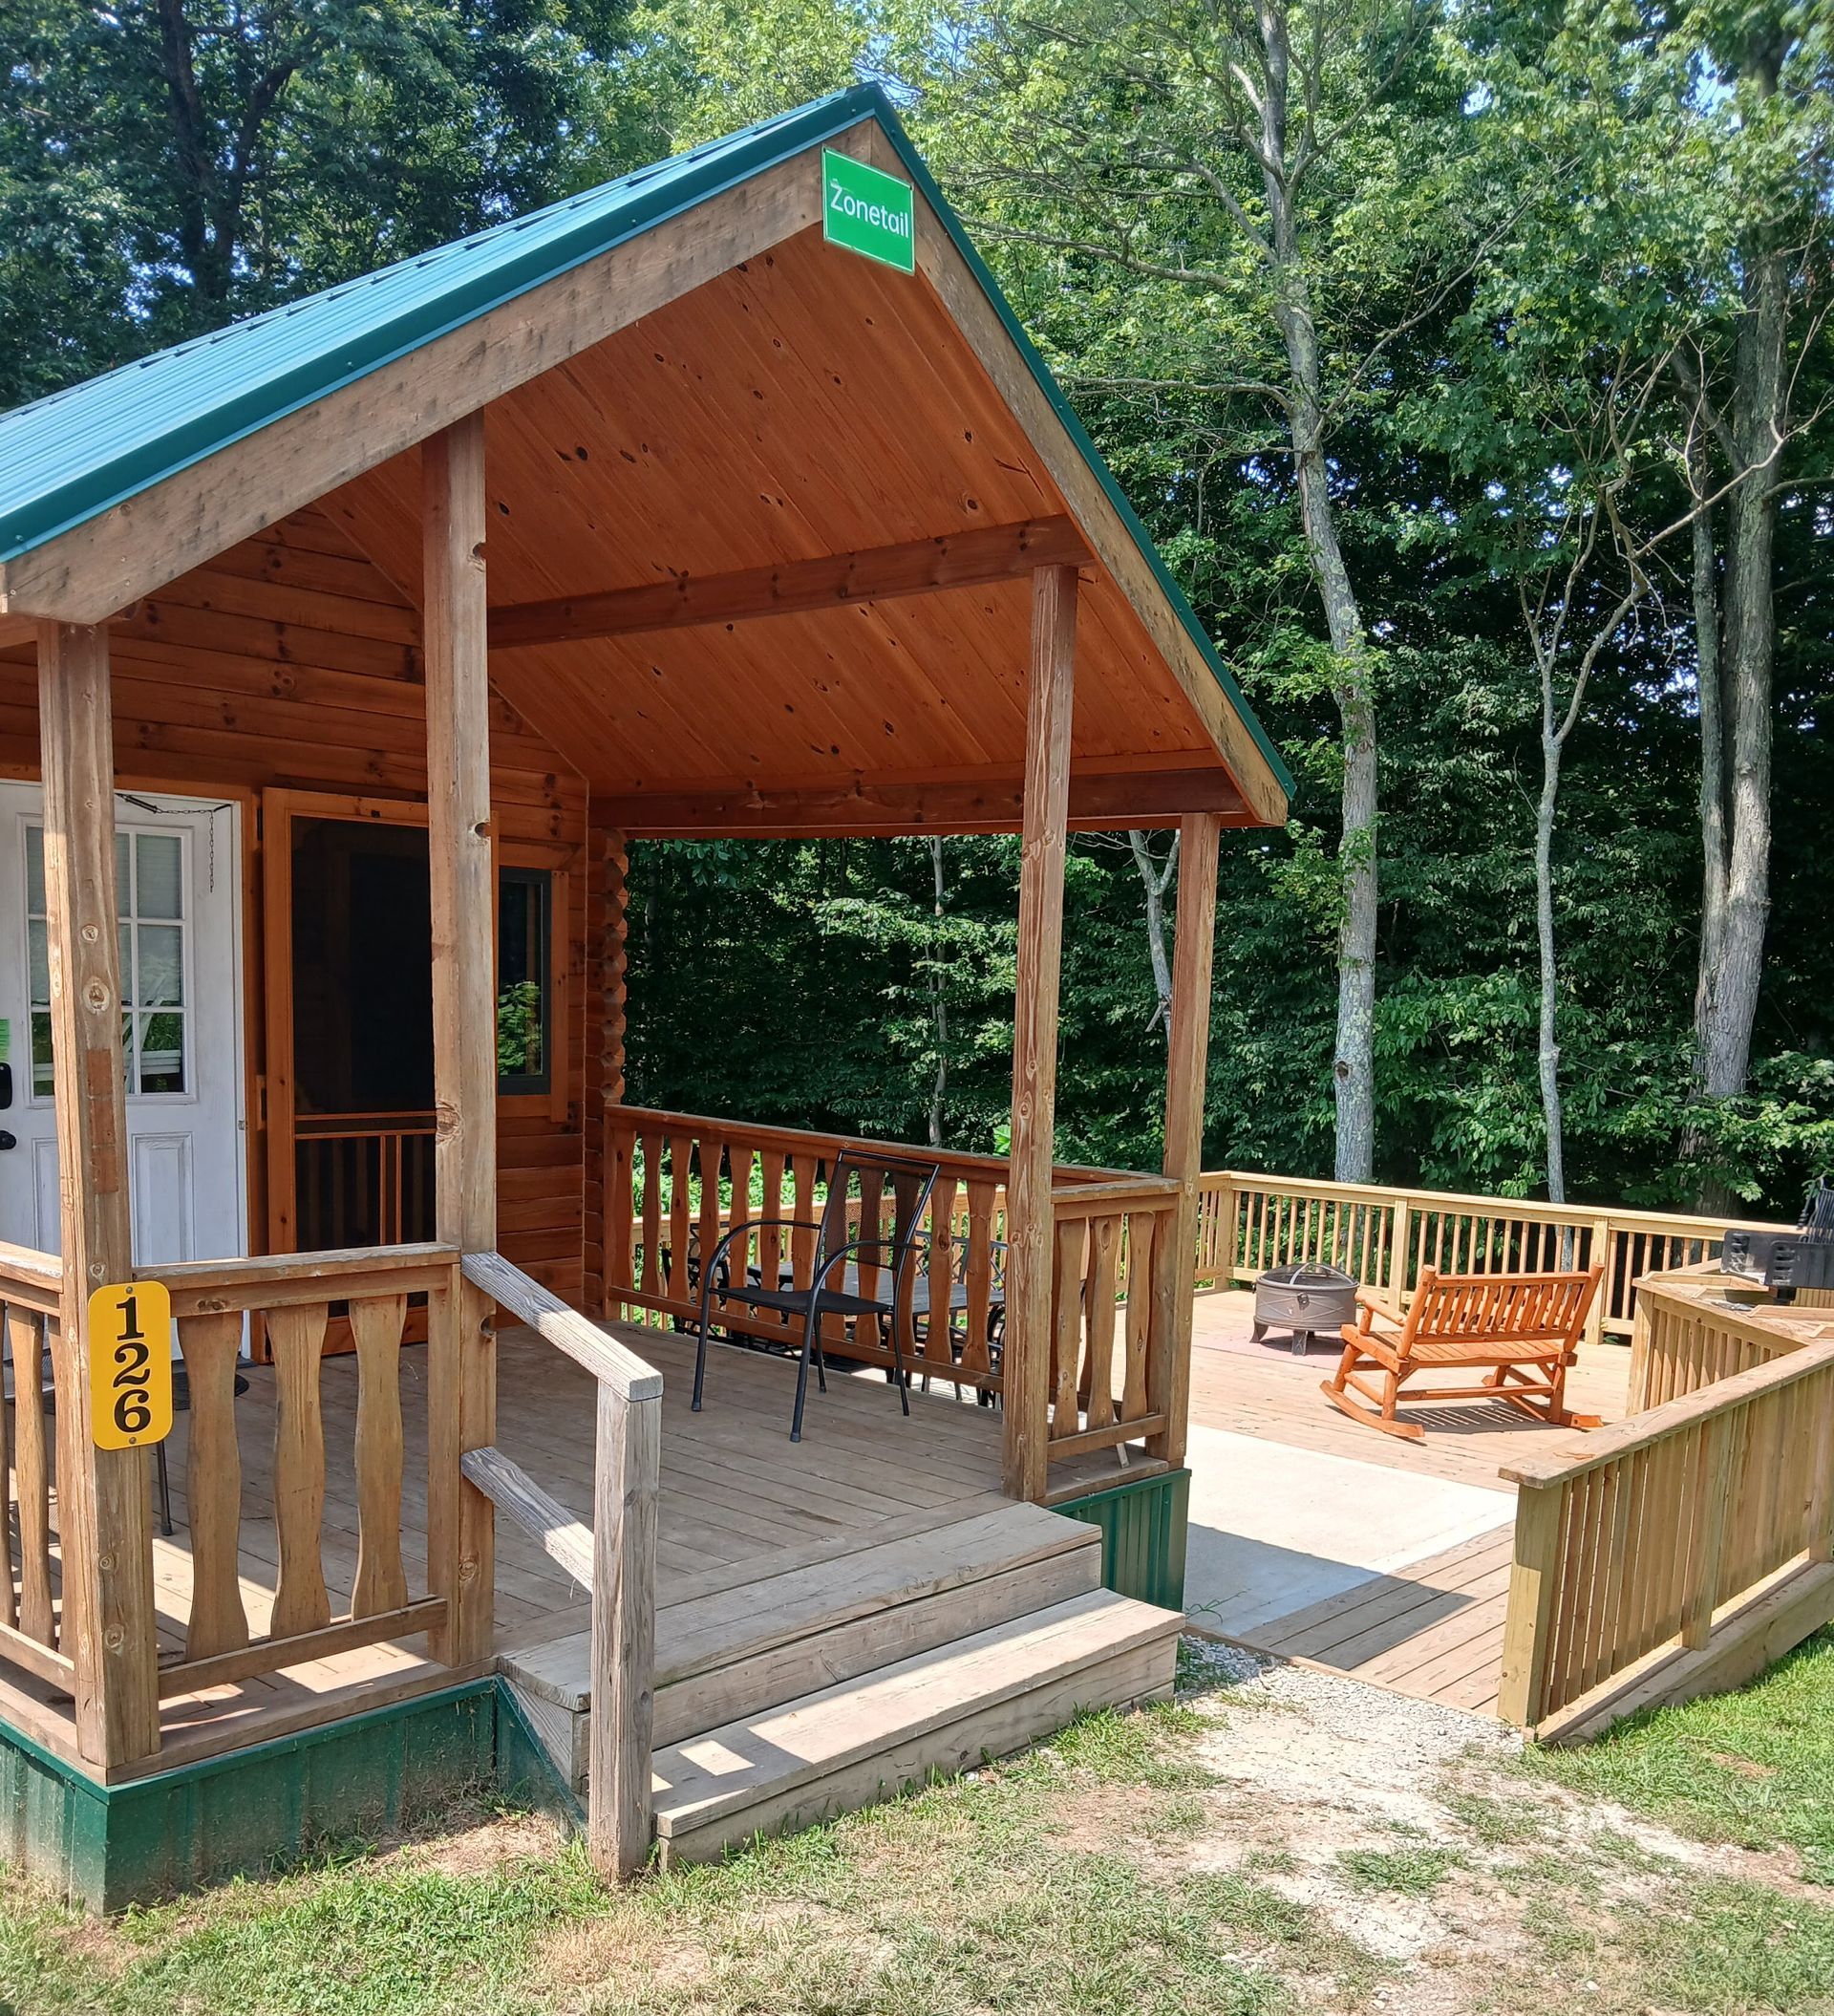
[1320,1265,1606,1441]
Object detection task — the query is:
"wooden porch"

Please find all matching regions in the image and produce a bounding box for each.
[0,1312,1139,1774]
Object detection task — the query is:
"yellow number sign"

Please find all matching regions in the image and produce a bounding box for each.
[88,1281,174,1450]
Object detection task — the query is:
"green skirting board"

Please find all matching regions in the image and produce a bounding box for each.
[1053,1468,1189,1612]
[0,1682,500,1914]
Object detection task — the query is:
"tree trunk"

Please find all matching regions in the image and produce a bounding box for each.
[1128,829,1178,1047]
[1692,469,1727,1058]
[1697,234,1784,1110]
[1258,7,1378,1183]
[1289,378,1377,1181]
[1535,733,1566,1205]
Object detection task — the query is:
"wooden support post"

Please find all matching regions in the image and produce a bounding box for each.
[1808,1369,1834,1564]
[1496,1479,1565,1728]
[1387,1196,1408,1298]
[1003,564,1077,1502]
[1150,811,1221,1469]
[37,621,161,1767]
[423,416,497,1666]
[1587,1217,1611,1344]
[588,1383,660,1879]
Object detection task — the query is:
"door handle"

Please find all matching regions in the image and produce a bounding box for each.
[0,1130,14,1151]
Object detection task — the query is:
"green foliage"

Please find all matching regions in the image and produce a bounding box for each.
[0,0,646,405]
[5,0,1833,1211]
[497,980,544,1079]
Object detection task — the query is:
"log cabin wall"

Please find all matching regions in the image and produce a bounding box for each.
[0,503,591,1303]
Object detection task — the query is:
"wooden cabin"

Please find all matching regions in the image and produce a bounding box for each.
[0,86,1290,1905]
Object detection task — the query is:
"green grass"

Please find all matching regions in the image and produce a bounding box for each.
[1439,1789,1549,1849]
[1332,1846,1461,1897]
[1503,1875,1834,2016]
[1525,1627,1834,1882]
[0,1707,1388,2016]
[1625,1877,1834,2015]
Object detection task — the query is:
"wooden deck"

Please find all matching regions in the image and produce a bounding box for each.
[5,1323,1060,1778]
[1186,1289,1631,1716]
[1190,1289,1629,1490]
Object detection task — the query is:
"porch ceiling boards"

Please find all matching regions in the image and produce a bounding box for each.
[312,222,1249,830]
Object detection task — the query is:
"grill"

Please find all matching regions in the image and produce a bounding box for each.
[1720,1178,1834,1300]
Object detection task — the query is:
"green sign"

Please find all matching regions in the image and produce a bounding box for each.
[822,150,915,273]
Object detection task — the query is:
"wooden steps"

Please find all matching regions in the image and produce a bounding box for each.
[651,1588,1183,1864]
[498,1501,1183,1855]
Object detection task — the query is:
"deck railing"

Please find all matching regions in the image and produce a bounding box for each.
[458,1250,660,1879]
[0,1239,75,1695]
[1198,1170,1799,1342]
[1496,1281,1834,1735]
[1045,1177,1183,1462]
[148,1243,458,1697]
[0,1238,471,1768]
[1626,1266,1834,1408]
[602,1106,1184,1486]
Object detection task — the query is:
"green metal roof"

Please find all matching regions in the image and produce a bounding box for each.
[0,84,1291,802]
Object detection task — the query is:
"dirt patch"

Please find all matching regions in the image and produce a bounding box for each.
[1169,1643,1828,2013]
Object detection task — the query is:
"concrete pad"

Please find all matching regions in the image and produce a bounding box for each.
[1182,1423,1513,1640]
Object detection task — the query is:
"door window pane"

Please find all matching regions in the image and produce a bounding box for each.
[24,819,189,1099]
[138,924,183,1007]
[139,1013,183,1094]
[30,1012,52,1097]
[136,834,182,919]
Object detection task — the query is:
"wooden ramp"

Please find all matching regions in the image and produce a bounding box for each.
[501,1498,1183,1861]
[1225,1529,1513,1716]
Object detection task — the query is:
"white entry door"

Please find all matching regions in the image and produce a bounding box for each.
[0,783,246,1266]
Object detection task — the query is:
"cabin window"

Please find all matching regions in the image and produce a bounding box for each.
[497,867,551,1095]
[26,825,189,1100]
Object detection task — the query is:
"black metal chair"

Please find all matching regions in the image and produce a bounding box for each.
[690,1148,940,1442]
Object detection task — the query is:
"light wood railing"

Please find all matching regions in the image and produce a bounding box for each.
[146,1243,457,1699]
[1198,1170,1798,1343]
[603,1106,1184,1487]
[1496,1282,1834,1736]
[1045,1177,1183,1463]
[606,1106,1020,1394]
[458,1250,660,1879]
[0,1240,76,1695]
[1627,1266,1834,1408]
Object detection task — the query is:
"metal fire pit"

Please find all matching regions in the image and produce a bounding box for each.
[1251,1262,1359,1358]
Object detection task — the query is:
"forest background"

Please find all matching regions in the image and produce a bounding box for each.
[4,0,1829,1213]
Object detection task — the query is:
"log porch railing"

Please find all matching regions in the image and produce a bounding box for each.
[602,1105,1184,1486]
[145,1243,458,1697]
[1497,1278,1834,1736]
[0,1239,75,1696]
[0,1238,471,1768]
[0,1229,663,1869]
[1198,1169,1802,1344]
